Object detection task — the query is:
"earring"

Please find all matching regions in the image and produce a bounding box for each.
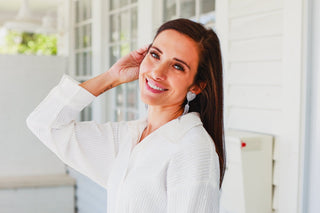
[183,91,196,115]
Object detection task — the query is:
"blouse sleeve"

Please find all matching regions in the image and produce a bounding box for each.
[26,74,118,189]
[166,132,221,213]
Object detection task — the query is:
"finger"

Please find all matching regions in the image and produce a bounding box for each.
[136,44,151,55]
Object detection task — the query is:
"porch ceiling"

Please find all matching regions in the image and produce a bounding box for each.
[0,0,59,12]
[0,0,59,25]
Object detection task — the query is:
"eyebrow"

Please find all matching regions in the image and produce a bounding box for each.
[151,45,191,70]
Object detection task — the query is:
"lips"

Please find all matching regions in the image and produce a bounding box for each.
[145,77,168,93]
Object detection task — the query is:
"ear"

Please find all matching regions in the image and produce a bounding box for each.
[189,82,207,95]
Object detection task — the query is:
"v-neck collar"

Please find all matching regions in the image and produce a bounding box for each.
[127,112,203,150]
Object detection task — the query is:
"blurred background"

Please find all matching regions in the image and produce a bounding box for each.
[0,0,319,213]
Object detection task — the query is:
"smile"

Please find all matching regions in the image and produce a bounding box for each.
[147,81,165,91]
[145,78,168,93]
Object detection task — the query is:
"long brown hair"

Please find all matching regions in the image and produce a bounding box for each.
[154,18,226,188]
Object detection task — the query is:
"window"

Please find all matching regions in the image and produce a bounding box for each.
[163,0,215,28]
[73,0,93,121]
[108,0,139,121]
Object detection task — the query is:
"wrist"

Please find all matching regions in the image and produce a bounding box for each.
[105,67,121,88]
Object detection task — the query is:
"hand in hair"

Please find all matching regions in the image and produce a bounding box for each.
[78,45,149,97]
[109,45,149,85]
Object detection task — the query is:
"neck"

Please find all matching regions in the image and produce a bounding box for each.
[145,105,183,135]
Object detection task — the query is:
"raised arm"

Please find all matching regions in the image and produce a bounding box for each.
[26,46,148,188]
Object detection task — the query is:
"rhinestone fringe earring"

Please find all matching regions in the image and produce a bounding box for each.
[183,91,196,115]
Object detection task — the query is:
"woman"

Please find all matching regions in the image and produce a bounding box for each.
[26,18,225,213]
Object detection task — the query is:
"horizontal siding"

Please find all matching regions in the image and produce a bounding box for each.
[229,0,283,18]
[228,61,282,85]
[229,36,282,62]
[225,1,284,212]
[227,107,282,135]
[229,10,283,40]
[227,85,282,109]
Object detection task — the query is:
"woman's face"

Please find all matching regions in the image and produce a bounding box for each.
[139,29,201,108]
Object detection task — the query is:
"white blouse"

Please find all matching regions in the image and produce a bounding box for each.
[26,74,221,213]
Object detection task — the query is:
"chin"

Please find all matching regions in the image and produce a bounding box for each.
[140,94,155,106]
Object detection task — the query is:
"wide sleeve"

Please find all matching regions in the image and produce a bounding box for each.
[26,74,119,189]
[166,131,221,213]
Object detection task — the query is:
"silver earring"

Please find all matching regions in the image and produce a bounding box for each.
[183,91,196,115]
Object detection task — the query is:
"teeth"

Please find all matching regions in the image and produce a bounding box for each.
[147,81,165,91]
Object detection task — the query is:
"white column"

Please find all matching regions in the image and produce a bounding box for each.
[302,0,320,212]
[279,0,304,212]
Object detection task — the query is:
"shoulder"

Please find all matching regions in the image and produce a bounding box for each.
[169,112,214,151]
[168,112,219,169]
[167,119,220,186]
[177,125,218,168]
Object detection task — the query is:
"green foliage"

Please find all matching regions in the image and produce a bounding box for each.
[0,30,57,55]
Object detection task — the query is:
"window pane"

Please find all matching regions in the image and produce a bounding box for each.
[131,41,137,51]
[201,0,215,14]
[120,42,130,57]
[120,11,130,41]
[85,51,92,75]
[116,85,124,106]
[75,1,80,22]
[76,53,82,75]
[83,24,91,48]
[181,0,195,18]
[110,14,119,42]
[81,1,87,20]
[131,7,138,39]
[77,26,83,49]
[126,111,136,120]
[82,52,87,75]
[109,45,119,65]
[110,0,118,10]
[163,0,176,21]
[127,81,138,108]
[120,0,129,8]
[84,0,92,19]
[75,27,80,49]
[115,109,124,121]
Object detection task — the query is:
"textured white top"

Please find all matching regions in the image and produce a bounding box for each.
[26,74,221,213]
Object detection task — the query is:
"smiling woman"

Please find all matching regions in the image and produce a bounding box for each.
[139,30,201,113]
[26,18,225,213]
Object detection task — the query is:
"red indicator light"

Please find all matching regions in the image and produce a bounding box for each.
[241,141,246,148]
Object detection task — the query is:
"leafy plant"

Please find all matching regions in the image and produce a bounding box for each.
[0,30,57,55]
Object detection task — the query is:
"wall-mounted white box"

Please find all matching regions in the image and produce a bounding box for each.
[220,130,274,213]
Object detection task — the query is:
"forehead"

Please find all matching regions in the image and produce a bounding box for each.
[153,29,200,70]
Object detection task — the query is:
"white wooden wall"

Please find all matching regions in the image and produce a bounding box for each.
[216,0,305,212]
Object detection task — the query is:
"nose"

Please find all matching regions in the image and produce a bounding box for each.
[150,63,167,81]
